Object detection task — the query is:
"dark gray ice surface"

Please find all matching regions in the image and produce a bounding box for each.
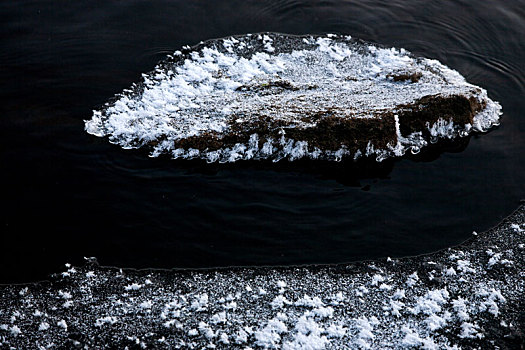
[1,205,523,349]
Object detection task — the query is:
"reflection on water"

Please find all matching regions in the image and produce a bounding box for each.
[0,0,523,283]
[171,136,471,188]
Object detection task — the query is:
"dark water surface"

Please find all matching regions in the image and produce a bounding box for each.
[1,1,523,283]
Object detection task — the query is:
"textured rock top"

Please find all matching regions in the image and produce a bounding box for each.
[85,33,501,162]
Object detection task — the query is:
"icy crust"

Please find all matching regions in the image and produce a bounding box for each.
[1,206,524,349]
[85,33,502,162]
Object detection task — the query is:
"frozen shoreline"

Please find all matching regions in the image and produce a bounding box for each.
[1,204,524,349]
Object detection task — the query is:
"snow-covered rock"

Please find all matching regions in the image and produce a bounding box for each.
[85,33,502,162]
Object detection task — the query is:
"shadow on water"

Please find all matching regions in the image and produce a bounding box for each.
[147,136,472,188]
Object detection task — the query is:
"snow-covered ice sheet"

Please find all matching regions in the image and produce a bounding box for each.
[1,205,524,349]
[85,33,502,162]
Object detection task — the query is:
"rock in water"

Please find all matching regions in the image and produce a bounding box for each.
[85,33,502,162]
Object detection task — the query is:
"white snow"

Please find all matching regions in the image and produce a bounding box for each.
[95,316,118,327]
[406,272,419,287]
[124,283,143,291]
[57,320,67,331]
[9,325,21,337]
[38,322,50,331]
[459,322,483,339]
[370,274,385,286]
[255,318,288,348]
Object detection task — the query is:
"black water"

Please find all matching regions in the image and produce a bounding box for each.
[1,1,523,283]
